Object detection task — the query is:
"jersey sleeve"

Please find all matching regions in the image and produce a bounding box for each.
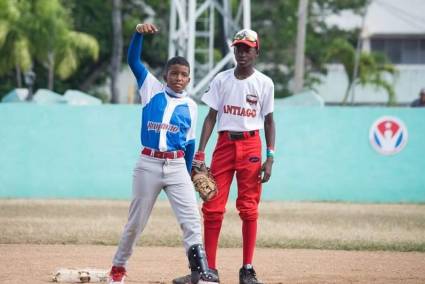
[201,76,220,110]
[128,33,148,88]
[261,79,275,116]
[127,32,163,106]
[138,73,163,106]
[184,140,195,173]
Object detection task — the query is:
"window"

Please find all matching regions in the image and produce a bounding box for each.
[370,38,425,64]
[386,40,402,63]
[371,39,385,53]
[402,39,418,64]
[420,39,425,64]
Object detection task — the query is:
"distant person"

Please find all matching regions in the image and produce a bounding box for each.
[410,89,425,107]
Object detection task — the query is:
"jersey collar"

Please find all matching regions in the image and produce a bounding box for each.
[165,85,187,98]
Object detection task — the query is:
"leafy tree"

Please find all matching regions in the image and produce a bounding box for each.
[60,0,113,98]
[0,0,99,95]
[28,0,99,90]
[1,0,375,102]
[251,0,368,98]
[62,0,169,102]
[326,38,397,105]
[0,0,32,87]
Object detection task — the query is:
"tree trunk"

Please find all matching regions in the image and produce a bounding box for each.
[80,60,110,91]
[294,0,309,93]
[342,82,352,105]
[15,63,22,88]
[47,52,55,90]
[110,0,123,104]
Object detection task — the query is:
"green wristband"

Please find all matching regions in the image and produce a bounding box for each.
[266,148,275,158]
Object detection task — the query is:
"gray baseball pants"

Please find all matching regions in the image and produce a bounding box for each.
[112,154,202,267]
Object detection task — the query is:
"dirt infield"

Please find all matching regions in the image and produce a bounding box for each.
[2,244,425,284]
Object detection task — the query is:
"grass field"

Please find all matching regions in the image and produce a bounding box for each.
[1,199,424,251]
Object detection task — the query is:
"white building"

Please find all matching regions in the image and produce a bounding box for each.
[317,0,425,105]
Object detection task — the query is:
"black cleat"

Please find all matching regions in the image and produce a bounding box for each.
[239,266,263,284]
[172,269,219,284]
[199,268,220,283]
[172,274,191,284]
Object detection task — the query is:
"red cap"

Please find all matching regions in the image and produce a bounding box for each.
[231,29,259,49]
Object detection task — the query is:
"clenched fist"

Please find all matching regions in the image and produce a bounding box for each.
[136,23,159,34]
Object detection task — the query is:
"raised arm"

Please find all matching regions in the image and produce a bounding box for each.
[127,23,159,88]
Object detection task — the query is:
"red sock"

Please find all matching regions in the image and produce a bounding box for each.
[204,220,222,269]
[242,220,257,265]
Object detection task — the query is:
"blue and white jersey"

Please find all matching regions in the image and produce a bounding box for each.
[138,74,197,152]
[127,32,197,172]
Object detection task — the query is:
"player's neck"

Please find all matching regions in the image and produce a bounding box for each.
[165,85,186,98]
[234,66,255,80]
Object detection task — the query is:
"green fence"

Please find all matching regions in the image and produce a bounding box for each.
[0,104,424,202]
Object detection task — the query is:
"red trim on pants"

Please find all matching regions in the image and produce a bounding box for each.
[202,131,262,267]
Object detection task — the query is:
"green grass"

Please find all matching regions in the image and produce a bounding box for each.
[0,199,424,251]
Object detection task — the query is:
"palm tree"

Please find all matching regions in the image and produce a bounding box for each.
[326,38,397,105]
[0,0,99,91]
[0,0,32,87]
[111,0,123,104]
[28,0,99,90]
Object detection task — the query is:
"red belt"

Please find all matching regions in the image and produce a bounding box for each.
[220,130,258,141]
[141,148,185,159]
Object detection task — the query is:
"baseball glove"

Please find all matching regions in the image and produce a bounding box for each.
[192,165,217,202]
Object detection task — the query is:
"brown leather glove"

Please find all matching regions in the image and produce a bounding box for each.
[191,162,217,202]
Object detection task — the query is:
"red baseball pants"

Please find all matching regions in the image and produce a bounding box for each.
[202,131,262,268]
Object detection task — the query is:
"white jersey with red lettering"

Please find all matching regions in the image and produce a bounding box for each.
[202,68,274,132]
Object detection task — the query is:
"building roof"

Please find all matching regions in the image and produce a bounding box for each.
[325,0,425,37]
[362,0,425,37]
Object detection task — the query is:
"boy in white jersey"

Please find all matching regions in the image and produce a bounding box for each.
[108,23,219,284]
[173,29,276,284]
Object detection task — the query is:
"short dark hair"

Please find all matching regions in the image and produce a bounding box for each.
[165,56,190,74]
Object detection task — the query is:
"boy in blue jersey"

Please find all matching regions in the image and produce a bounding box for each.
[108,23,219,284]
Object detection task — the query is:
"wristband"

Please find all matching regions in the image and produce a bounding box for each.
[266,148,275,159]
[194,151,205,161]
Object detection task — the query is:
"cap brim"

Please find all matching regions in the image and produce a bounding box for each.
[232,40,257,48]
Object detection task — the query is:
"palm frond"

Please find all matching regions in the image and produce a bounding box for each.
[68,31,100,61]
[0,20,10,48]
[13,36,32,72]
[56,47,78,79]
[326,38,356,82]
[326,38,397,105]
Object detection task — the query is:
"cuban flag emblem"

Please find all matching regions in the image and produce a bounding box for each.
[369,116,408,155]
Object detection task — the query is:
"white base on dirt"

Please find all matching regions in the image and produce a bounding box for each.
[52,268,108,283]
